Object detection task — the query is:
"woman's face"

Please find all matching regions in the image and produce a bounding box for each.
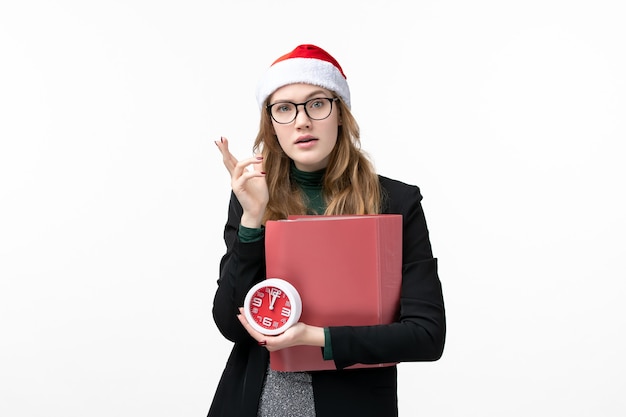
[268,83,341,172]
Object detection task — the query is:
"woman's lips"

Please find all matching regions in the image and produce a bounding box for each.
[295,137,318,149]
[295,135,316,144]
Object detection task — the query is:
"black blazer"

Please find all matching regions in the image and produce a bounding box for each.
[208,175,446,417]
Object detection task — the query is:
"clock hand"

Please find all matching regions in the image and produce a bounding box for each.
[269,289,279,310]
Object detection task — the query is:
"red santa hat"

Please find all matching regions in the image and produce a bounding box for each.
[255,44,351,110]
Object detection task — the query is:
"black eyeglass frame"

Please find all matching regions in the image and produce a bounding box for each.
[266,97,339,124]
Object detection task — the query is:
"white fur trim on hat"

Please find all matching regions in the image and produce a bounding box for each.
[255,57,351,110]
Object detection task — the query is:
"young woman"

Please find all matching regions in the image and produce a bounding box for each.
[208,44,446,417]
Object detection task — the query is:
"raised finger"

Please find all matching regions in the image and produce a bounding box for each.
[232,155,264,180]
[251,153,265,173]
[214,137,238,174]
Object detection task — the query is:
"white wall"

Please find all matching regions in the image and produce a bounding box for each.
[1,1,624,416]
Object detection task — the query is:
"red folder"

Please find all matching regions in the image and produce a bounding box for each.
[265,214,403,372]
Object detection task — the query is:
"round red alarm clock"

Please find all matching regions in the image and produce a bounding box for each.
[243,278,302,336]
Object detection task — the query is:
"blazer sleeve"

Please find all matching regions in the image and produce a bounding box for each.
[212,191,266,342]
[327,182,446,370]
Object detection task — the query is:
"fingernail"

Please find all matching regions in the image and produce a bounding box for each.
[220,136,224,143]
[258,341,267,346]
[260,172,266,175]
[256,156,263,160]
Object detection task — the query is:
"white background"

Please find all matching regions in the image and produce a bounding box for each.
[1,1,625,416]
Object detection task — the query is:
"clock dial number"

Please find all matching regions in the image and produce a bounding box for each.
[251,294,263,308]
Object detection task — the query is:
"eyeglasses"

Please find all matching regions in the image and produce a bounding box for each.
[267,97,339,124]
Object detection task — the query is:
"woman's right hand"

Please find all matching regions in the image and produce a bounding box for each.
[215,137,269,228]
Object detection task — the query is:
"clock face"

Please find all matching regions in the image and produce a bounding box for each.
[243,278,302,336]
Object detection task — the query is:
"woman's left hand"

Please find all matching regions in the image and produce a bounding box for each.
[237,308,325,352]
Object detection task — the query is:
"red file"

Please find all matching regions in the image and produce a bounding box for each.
[265,214,403,372]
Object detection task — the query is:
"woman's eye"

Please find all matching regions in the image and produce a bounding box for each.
[309,100,324,109]
[277,104,293,113]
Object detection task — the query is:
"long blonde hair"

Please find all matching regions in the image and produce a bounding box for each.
[253,97,381,223]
